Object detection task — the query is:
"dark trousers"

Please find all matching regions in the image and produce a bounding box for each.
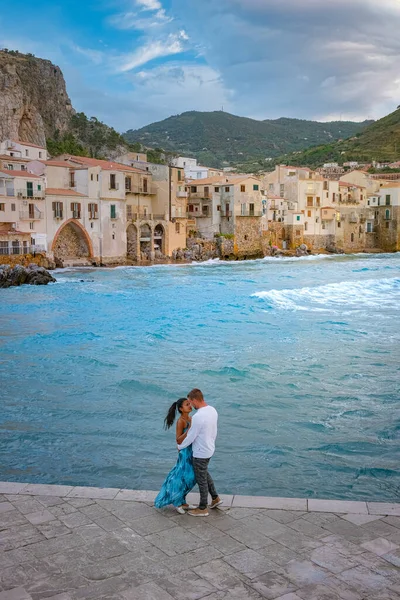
[193,457,218,509]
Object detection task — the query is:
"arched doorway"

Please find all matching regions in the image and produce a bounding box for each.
[140,223,152,259]
[52,220,92,265]
[154,224,165,255]
[127,224,138,260]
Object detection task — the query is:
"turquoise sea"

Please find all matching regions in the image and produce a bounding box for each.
[1,253,400,501]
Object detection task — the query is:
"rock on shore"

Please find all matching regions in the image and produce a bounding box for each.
[0,264,56,288]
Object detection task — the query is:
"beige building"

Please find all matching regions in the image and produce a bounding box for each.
[0,139,47,161]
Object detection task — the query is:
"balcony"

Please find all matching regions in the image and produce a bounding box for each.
[127,185,157,195]
[19,207,43,220]
[176,191,188,198]
[109,183,120,191]
[237,210,263,217]
[189,191,211,199]
[15,188,45,199]
[221,211,232,217]
[130,213,167,221]
[0,243,46,256]
[349,214,358,223]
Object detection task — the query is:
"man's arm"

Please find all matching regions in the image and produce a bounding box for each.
[177,416,200,450]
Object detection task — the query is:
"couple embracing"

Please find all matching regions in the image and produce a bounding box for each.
[154,388,222,517]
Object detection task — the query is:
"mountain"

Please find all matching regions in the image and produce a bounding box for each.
[123,111,372,168]
[267,106,400,169]
[0,49,135,160]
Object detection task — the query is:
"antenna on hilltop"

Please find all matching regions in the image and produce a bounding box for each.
[221,105,224,112]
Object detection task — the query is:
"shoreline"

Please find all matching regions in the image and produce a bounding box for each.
[1,481,400,515]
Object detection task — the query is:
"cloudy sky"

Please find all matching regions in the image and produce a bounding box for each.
[1,0,400,131]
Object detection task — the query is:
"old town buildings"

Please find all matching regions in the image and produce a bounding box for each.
[0,140,399,264]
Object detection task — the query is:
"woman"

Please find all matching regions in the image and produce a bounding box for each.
[154,398,196,514]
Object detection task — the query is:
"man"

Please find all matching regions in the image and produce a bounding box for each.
[177,388,222,517]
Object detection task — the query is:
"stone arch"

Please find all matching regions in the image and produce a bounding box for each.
[52,219,93,264]
[154,223,166,255]
[139,222,153,260]
[127,223,139,260]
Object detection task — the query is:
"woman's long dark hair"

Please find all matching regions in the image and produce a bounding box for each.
[164,398,187,429]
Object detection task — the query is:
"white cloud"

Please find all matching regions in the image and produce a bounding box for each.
[117,32,188,72]
[71,45,104,65]
[136,0,162,10]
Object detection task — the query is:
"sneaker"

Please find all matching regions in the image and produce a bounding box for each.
[181,503,197,510]
[176,506,186,514]
[209,496,223,509]
[188,508,209,517]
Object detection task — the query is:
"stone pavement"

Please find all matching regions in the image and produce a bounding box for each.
[1,483,400,599]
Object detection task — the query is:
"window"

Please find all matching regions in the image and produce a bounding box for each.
[89,203,98,219]
[280,184,284,196]
[125,177,131,191]
[91,174,94,181]
[296,215,300,221]
[178,170,182,181]
[112,233,115,240]
[71,202,81,219]
[225,186,230,192]
[175,222,181,234]
[188,204,194,212]
[322,223,326,230]
[110,204,117,219]
[37,185,41,191]
[378,198,380,206]
[361,195,363,201]
[269,184,274,191]
[52,202,63,218]
[143,178,148,193]
[351,233,354,242]
[249,203,255,216]
[323,181,328,190]
[241,203,246,215]
[39,152,42,159]
[0,240,8,255]
[367,200,370,205]
[204,186,209,197]
[386,221,390,229]
[191,186,197,193]
[339,194,342,202]
[21,165,26,171]
[304,222,308,231]
[332,193,336,202]
[367,222,373,233]
[253,184,259,191]
[25,149,29,156]
[8,164,13,170]
[11,203,15,211]
[337,221,341,228]
[217,205,221,211]
[316,197,321,207]
[307,197,313,207]
[126,205,132,220]
[241,185,246,192]
[215,187,220,192]
[30,222,34,230]
[0,203,4,211]
[70,172,75,187]
[386,195,391,205]
[307,210,312,217]
[110,174,116,190]
[385,209,391,220]
[96,174,99,181]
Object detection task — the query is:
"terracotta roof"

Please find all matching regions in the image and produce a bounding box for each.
[0,169,42,178]
[281,165,312,171]
[380,182,400,188]
[320,206,336,210]
[62,155,145,173]
[0,229,29,235]
[42,160,73,168]
[268,194,285,200]
[45,188,86,197]
[187,175,260,186]
[339,181,365,189]
[12,140,46,149]
[0,154,31,163]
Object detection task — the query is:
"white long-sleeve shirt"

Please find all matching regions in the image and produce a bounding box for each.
[178,405,218,458]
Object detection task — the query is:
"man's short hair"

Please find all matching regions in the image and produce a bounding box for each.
[188,388,204,402]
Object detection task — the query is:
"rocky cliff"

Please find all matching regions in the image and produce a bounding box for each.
[0,50,74,147]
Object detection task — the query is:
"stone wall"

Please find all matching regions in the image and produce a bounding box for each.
[303,234,336,251]
[0,253,53,268]
[53,223,90,262]
[234,217,263,258]
[376,205,400,251]
[286,224,304,249]
[266,222,285,248]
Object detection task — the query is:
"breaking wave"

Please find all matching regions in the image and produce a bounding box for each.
[252,277,400,312]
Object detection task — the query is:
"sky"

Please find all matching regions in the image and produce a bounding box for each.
[1,0,400,132]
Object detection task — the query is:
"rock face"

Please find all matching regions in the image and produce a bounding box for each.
[0,50,74,146]
[0,264,56,288]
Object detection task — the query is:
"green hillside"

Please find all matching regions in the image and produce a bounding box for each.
[123,111,372,168]
[265,106,400,170]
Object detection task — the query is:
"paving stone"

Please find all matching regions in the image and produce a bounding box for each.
[65,498,96,509]
[203,512,239,533]
[27,572,89,599]
[286,517,328,539]
[124,514,175,536]
[114,526,162,553]
[309,544,360,573]
[59,511,94,529]
[205,533,246,555]
[0,587,32,599]
[249,570,296,599]
[295,579,362,600]
[122,582,175,599]
[23,484,74,497]
[104,501,154,522]
[308,499,368,514]
[79,558,124,581]
[24,509,56,525]
[58,573,130,599]
[78,504,110,520]
[302,512,341,526]
[381,549,400,567]
[320,518,375,543]
[145,526,206,556]
[37,520,71,539]
[0,483,28,495]
[269,528,323,552]
[226,507,258,520]
[225,525,275,550]
[361,537,399,556]
[193,558,246,590]
[257,543,301,566]
[279,559,329,587]
[83,536,131,561]
[93,514,126,532]
[0,547,35,567]
[361,519,399,539]
[270,594,302,600]
[162,546,222,573]
[341,513,383,526]
[12,499,46,515]
[0,502,16,514]
[114,489,159,502]
[367,503,400,516]
[49,503,78,518]
[382,516,400,529]
[244,514,291,539]
[35,496,66,508]
[43,595,73,600]
[74,523,108,542]
[233,496,307,511]
[189,583,264,600]
[66,487,120,500]
[27,532,85,558]
[0,510,28,529]
[320,535,366,556]
[178,521,225,542]
[337,564,392,593]
[156,569,217,600]
[265,510,307,525]
[0,523,45,550]
[223,548,276,579]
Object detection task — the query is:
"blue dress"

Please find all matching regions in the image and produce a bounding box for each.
[154,427,196,508]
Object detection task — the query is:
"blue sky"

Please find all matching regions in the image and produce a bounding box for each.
[1,0,400,132]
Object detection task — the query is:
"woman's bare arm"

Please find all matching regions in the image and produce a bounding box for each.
[176,418,188,445]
